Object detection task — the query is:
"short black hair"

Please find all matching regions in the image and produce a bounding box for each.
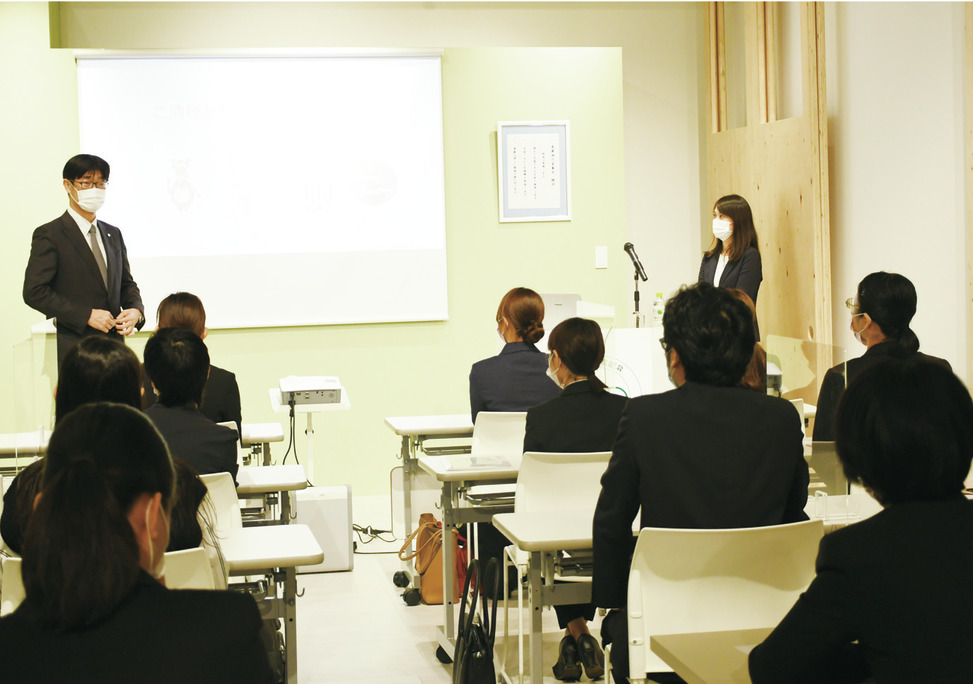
[143,328,210,407]
[857,271,919,353]
[835,357,973,504]
[662,282,755,387]
[62,154,110,182]
[56,336,142,424]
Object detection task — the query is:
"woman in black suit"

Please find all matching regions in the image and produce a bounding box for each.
[812,272,950,441]
[698,194,763,325]
[750,358,973,684]
[469,286,560,422]
[142,292,243,436]
[524,317,627,682]
[0,403,273,683]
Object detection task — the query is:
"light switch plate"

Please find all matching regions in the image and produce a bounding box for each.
[595,246,608,269]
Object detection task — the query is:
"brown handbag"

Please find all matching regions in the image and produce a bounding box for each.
[398,512,467,605]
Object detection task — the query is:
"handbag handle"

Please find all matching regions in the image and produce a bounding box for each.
[480,557,501,647]
[397,519,442,563]
[457,557,479,639]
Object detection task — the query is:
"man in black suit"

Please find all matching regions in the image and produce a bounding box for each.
[144,328,239,485]
[592,282,809,680]
[23,154,144,368]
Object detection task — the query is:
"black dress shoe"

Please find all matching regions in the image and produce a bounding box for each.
[553,636,583,681]
[577,633,606,680]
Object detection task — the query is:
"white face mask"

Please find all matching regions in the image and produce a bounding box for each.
[145,502,169,581]
[712,217,732,243]
[851,315,866,346]
[71,187,106,214]
[546,361,562,389]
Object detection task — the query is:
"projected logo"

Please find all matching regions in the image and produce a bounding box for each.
[601,357,643,398]
[353,160,397,206]
[168,159,200,212]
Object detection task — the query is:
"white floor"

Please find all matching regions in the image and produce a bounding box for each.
[293,550,599,684]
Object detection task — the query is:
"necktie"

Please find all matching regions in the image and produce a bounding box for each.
[88,223,108,287]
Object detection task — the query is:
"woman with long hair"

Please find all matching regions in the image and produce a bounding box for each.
[0,403,272,682]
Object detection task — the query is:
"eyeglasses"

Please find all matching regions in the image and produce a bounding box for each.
[845,298,862,317]
[72,179,108,190]
[659,338,669,353]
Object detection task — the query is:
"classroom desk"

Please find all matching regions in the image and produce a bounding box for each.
[418,454,518,661]
[0,430,49,475]
[384,415,473,588]
[240,422,285,466]
[492,510,595,684]
[649,627,771,684]
[221,524,323,684]
[236,464,308,525]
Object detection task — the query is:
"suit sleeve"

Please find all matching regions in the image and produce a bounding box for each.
[812,368,844,441]
[592,408,642,608]
[697,256,709,284]
[469,366,484,423]
[227,372,243,436]
[115,230,144,324]
[749,535,869,684]
[782,406,811,523]
[23,227,91,335]
[734,248,763,304]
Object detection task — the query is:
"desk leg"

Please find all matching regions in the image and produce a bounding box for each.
[528,550,543,684]
[284,566,298,684]
[402,436,415,572]
[441,480,457,652]
[280,489,292,525]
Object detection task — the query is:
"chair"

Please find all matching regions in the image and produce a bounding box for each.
[501,450,612,680]
[1,556,24,616]
[164,547,218,590]
[198,471,242,536]
[470,411,528,468]
[625,519,823,682]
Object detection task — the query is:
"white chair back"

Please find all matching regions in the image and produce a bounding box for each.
[163,547,217,590]
[199,471,242,536]
[470,411,527,468]
[1,556,24,616]
[627,519,823,676]
[515,451,611,514]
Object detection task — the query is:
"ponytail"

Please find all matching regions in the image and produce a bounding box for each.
[22,459,141,629]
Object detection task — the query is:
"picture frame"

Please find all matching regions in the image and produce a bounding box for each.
[497,120,571,222]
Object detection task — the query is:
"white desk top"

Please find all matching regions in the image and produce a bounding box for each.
[384,414,474,437]
[492,510,594,552]
[0,430,50,456]
[236,464,308,495]
[221,524,323,574]
[418,454,518,482]
[240,422,285,445]
[650,628,771,684]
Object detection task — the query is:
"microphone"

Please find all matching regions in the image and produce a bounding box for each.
[624,242,648,282]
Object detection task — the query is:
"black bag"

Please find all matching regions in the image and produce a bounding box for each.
[452,557,500,684]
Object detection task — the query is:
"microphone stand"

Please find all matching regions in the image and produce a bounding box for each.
[633,269,641,328]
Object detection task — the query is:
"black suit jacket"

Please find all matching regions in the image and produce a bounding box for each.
[523,380,627,453]
[592,381,809,608]
[750,497,973,684]
[812,342,951,441]
[145,404,239,485]
[0,572,274,684]
[698,245,763,304]
[23,211,144,364]
[144,364,243,436]
[469,341,561,422]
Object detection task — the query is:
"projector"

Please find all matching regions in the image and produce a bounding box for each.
[279,376,343,406]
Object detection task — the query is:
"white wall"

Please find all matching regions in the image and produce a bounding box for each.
[826,2,967,381]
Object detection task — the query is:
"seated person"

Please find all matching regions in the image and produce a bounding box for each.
[142,292,242,435]
[0,403,273,683]
[750,358,973,683]
[469,286,560,422]
[144,327,239,485]
[592,282,810,680]
[523,317,627,681]
[813,271,950,440]
[1,336,217,560]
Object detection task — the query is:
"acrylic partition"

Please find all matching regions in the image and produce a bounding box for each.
[2,327,56,474]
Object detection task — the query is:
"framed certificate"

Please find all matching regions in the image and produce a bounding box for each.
[497,120,571,222]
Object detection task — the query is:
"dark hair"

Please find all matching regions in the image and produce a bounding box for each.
[547,317,607,392]
[835,358,973,505]
[62,154,110,182]
[704,194,760,262]
[727,289,767,393]
[497,287,545,345]
[21,403,175,629]
[143,328,210,407]
[167,460,207,552]
[856,271,920,353]
[157,292,206,338]
[56,336,142,424]
[662,282,756,387]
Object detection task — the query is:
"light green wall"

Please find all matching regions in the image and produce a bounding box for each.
[1,5,629,494]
